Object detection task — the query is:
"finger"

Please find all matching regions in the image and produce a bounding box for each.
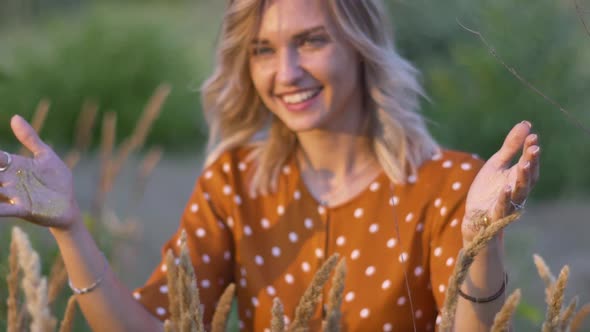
[511,159,531,206]
[517,134,538,165]
[10,115,49,157]
[492,185,513,221]
[528,145,541,185]
[493,121,532,166]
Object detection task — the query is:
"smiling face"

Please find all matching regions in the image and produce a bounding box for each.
[248,0,364,134]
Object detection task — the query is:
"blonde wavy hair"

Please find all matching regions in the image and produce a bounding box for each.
[201,0,439,195]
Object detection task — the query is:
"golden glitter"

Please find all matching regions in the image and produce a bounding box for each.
[14,170,68,226]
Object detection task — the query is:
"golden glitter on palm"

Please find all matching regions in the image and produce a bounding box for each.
[0,115,79,228]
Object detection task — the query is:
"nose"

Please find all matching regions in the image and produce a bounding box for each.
[276,48,303,86]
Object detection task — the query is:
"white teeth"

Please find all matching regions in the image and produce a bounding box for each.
[282,89,320,104]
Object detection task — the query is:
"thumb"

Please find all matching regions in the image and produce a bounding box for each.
[11,114,48,156]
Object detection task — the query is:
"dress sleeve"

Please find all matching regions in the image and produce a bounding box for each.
[428,154,484,311]
[132,163,235,325]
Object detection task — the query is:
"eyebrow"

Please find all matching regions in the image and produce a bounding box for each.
[251,26,327,45]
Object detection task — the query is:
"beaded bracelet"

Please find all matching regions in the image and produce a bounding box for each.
[458,273,508,303]
[68,253,108,295]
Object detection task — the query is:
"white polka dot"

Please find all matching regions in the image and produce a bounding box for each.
[283,316,290,325]
[315,248,324,258]
[243,225,252,236]
[318,205,326,214]
[436,315,442,324]
[381,279,391,289]
[365,266,376,276]
[204,170,213,179]
[450,218,459,227]
[405,213,414,222]
[387,238,397,248]
[203,192,210,200]
[133,292,141,300]
[217,220,225,229]
[345,292,355,302]
[360,308,370,318]
[156,307,166,316]
[434,247,442,257]
[370,182,380,192]
[277,205,285,215]
[222,163,231,173]
[224,251,231,260]
[241,267,247,276]
[383,323,393,332]
[234,195,242,205]
[272,246,281,257]
[301,262,311,272]
[223,185,232,195]
[416,223,424,232]
[202,254,211,264]
[294,190,301,200]
[160,264,167,272]
[354,208,364,218]
[190,203,198,213]
[174,258,180,265]
[282,165,291,174]
[399,252,408,263]
[238,162,247,171]
[289,232,298,243]
[408,174,417,183]
[397,296,407,306]
[285,274,294,284]
[434,198,442,208]
[245,309,252,318]
[416,310,423,318]
[442,160,453,168]
[461,162,472,171]
[267,286,276,296]
[227,216,234,228]
[239,320,244,329]
[304,218,313,229]
[240,278,247,287]
[446,257,454,266]
[452,181,462,191]
[159,285,168,294]
[251,297,259,307]
[369,223,379,233]
[196,228,206,238]
[389,196,399,206]
[414,266,424,276]
[439,284,446,293]
[201,279,211,288]
[255,255,264,266]
[261,218,270,229]
[336,236,346,246]
[432,151,442,161]
[350,249,360,260]
[440,206,448,216]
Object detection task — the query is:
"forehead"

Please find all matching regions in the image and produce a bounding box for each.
[256,0,331,38]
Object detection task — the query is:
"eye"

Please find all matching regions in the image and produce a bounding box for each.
[251,45,274,57]
[301,35,329,48]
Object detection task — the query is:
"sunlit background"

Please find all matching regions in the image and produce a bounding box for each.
[0,0,589,330]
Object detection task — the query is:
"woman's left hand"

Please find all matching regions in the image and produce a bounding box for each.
[462,121,540,244]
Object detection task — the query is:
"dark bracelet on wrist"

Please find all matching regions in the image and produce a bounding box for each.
[458,273,508,303]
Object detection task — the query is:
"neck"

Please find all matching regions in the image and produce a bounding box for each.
[295,129,377,181]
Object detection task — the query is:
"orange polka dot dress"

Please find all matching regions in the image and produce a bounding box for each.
[133,147,484,331]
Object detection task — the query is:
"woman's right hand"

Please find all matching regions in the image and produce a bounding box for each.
[0,115,80,229]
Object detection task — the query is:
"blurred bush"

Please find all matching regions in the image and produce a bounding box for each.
[0,2,223,152]
[390,0,590,199]
[0,0,589,198]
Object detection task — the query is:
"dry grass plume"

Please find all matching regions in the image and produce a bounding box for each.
[490,289,521,332]
[211,283,236,332]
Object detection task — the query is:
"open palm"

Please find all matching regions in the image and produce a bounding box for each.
[462,121,540,243]
[0,115,78,228]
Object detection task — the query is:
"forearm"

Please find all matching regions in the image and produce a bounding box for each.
[454,235,507,331]
[50,212,164,332]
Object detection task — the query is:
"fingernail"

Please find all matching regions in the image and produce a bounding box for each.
[521,120,532,128]
[531,146,540,154]
[505,185,512,193]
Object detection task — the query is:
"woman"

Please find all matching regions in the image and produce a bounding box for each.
[0,0,539,331]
